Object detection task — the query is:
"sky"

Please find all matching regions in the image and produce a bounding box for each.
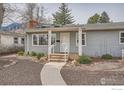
[3,3,124,25]
[42,3,124,24]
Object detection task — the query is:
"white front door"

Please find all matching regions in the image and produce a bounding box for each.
[60,33,70,52]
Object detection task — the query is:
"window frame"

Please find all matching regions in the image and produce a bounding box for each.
[76,32,86,46]
[21,37,25,45]
[32,33,56,46]
[119,31,124,44]
[14,37,18,44]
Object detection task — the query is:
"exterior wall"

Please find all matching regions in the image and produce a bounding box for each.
[25,33,48,54]
[1,35,14,46]
[0,34,24,47]
[83,30,124,57]
[26,30,124,57]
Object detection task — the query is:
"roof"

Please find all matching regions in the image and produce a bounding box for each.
[84,22,124,31]
[0,31,25,37]
[26,22,124,33]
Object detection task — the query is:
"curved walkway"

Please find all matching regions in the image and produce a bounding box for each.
[41,62,66,85]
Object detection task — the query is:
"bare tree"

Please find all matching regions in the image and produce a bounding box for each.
[0,3,5,28]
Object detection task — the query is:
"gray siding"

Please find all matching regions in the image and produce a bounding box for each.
[25,34,48,54]
[25,30,124,57]
[83,31,124,57]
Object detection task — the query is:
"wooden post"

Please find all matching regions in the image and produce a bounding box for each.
[78,27,82,56]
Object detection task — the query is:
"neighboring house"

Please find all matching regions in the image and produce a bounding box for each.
[0,31,25,47]
[1,23,22,31]
[25,22,124,58]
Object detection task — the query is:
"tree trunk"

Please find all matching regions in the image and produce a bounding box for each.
[0,3,4,29]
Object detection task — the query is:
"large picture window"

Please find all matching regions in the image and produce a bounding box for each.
[39,34,48,45]
[32,34,56,46]
[120,31,124,44]
[76,32,86,46]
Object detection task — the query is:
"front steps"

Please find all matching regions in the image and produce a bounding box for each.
[48,53,69,62]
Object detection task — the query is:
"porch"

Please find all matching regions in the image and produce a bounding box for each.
[26,27,84,62]
[47,27,83,62]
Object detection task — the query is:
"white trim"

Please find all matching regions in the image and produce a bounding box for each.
[32,33,56,46]
[119,31,124,44]
[48,30,52,55]
[78,28,82,56]
[27,34,29,52]
[60,32,70,52]
[32,34,39,46]
[76,32,86,46]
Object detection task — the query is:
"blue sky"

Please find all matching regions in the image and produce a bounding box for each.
[42,3,124,24]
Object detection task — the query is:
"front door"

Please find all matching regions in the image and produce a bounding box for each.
[60,33,70,52]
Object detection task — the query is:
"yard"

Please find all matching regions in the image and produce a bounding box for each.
[0,54,45,85]
[61,57,124,85]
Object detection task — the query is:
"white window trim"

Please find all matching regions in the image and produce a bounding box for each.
[119,31,124,44]
[32,34,39,46]
[32,34,56,46]
[76,32,86,46]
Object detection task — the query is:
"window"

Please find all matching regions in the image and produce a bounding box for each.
[39,34,48,45]
[120,32,124,44]
[14,37,18,44]
[21,38,24,44]
[33,35,38,45]
[76,32,86,46]
[32,34,56,46]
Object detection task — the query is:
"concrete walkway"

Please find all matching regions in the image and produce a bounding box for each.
[40,62,66,85]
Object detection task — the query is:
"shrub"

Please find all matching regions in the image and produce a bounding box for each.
[30,51,37,56]
[101,54,112,60]
[17,51,24,56]
[26,51,30,56]
[37,53,45,60]
[77,55,92,64]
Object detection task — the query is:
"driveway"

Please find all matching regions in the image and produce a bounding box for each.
[0,55,44,85]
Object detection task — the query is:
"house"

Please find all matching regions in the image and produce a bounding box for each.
[25,22,124,61]
[1,23,22,31]
[0,31,25,47]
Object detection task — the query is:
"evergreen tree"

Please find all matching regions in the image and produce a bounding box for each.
[98,11,110,23]
[52,3,75,25]
[87,13,100,24]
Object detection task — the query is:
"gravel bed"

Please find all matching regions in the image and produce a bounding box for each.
[61,66,124,85]
[0,58,44,85]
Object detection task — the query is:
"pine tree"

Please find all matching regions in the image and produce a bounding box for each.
[52,3,75,25]
[87,13,100,24]
[98,11,110,23]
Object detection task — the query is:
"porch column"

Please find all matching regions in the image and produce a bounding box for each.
[26,34,29,53]
[78,27,82,56]
[48,30,52,55]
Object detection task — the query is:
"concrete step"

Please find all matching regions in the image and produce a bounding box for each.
[50,53,68,56]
